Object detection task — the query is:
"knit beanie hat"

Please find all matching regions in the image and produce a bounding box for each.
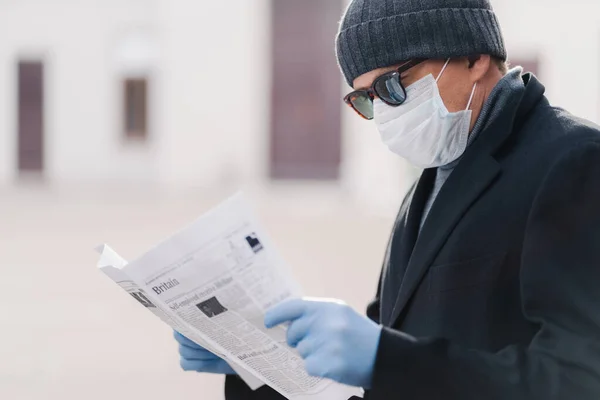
[335,0,507,86]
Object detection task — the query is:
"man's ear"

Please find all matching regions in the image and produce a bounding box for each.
[467,54,491,83]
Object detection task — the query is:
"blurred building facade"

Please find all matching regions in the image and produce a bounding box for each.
[0,0,598,213]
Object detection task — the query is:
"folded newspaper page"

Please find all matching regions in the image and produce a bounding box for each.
[97,244,265,390]
[97,193,362,400]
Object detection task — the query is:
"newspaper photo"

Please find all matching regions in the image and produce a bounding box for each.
[97,193,362,400]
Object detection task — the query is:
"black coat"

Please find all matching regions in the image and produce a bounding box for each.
[225,74,600,399]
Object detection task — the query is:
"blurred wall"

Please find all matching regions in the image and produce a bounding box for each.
[156,0,270,189]
[495,0,600,123]
[0,0,412,215]
[0,0,160,184]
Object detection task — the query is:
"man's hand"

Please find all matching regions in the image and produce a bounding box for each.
[264,298,382,389]
[174,331,237,375]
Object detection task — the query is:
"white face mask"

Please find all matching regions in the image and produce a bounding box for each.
[374,59,477,168]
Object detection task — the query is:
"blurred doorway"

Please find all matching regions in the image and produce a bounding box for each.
[17,61,45,174]
[270,0,344,180]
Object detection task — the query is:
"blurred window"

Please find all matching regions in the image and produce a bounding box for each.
[123,78,148,140]
[18,61,45,173]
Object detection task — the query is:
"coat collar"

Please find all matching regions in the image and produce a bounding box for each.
[386,73,546,326]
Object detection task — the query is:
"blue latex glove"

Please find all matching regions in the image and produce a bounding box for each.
[264,298,382,389]
[174,331,237,375]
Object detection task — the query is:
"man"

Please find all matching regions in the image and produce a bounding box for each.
[176,0,600,398]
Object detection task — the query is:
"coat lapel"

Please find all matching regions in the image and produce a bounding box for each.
[380,169,435,326]
[388,154,501,324]
[387,76,538,326]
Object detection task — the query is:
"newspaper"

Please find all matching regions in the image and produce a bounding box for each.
[97,244,265,390]
[97,193,362,400]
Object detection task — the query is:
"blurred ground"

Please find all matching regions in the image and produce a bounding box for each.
[0,183,396,400]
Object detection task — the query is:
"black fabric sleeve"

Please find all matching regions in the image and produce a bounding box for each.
[368,141,600,400]
[225,375,287,400]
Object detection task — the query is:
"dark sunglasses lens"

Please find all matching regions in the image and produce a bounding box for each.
[375,74,406,105]
[349,93,374,120]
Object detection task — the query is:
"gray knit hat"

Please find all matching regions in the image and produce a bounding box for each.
[335,0,507,86]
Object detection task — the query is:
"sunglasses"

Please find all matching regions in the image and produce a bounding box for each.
[343,59,426,120]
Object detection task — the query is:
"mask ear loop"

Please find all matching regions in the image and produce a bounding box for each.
[466,83,477,110]
[436,58,477,111]
[435,58,451,82]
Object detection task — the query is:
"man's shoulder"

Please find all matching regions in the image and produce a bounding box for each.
[548,105,599,136]
[519,103,600,157]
